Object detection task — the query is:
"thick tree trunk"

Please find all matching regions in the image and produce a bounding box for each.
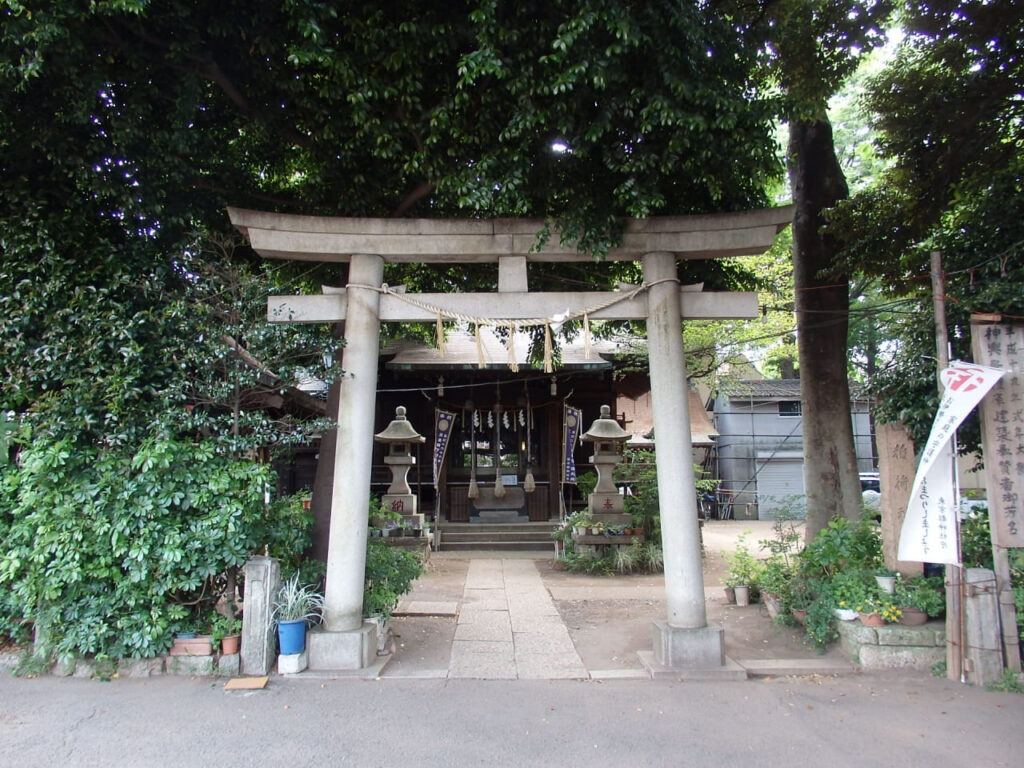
[309,375,341,563]
[788,117,862,541]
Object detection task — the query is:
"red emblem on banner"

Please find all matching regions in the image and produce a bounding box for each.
[941,365,989,393]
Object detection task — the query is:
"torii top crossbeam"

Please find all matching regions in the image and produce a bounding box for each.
[227,205,793,262]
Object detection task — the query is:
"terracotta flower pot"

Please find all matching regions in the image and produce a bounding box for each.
[899,607,928,626]
[170,635,213,656]
[220,634,241,655]
[858,612,885,627]
[791,608,808,626]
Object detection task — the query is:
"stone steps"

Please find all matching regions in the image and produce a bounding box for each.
[437,521,556,552]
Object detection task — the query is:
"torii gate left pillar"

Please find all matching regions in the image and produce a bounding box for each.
[230,205,791,673]
[302,254,383,670]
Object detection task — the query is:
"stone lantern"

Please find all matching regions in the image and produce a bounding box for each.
[581,404,630,525]
[374,406,426,529]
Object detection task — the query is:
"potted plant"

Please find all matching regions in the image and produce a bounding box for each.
[211,612,243,655]
[874,568,898,595]
[895,575,945,625]
[758,556,794,621]
[788,578,814,625]
[724,532,761,607]
[855,595,901,626]
[720,575,738,604]
[273,574,325,656]
[567,512,592,536]
[827,568,875,621]
[170,629,213,657]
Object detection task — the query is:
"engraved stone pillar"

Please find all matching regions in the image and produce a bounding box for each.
[241,556,280,676]
[876,421,923,576]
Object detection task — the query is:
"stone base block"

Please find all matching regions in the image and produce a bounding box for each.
[119,658,164,678]
[381,495,418,518]
[217,653,241,676]
[167,655,215,676]
[52,659,76,677]
[307,623,378,671]
[859,645,945,671]
[72,660,107,679]
[638,651,747,681]
[651,620,725,669]
[588,495,625,515]
[278,649,309,675]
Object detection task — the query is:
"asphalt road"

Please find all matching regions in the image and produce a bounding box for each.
[1,672,1021,767]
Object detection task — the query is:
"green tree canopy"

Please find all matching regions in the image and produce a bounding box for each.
[834,0,1024,447]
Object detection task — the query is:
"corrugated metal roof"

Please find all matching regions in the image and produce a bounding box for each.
[718,378,869,400]
[719,379,802,398]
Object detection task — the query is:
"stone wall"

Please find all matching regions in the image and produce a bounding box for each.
[838,619,946,671]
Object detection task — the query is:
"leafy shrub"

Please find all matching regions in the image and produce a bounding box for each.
[804,597,839,649]
[560,541,664,575]
[961,506,995,570]
[723,531,762,587]
[0,436,274,660]
[363,537,424,619]
[800,516,882,578]
[788,516,884,649]
[896,575,945,617]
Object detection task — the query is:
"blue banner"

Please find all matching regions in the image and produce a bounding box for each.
[562,406,582,484]
[433,409,457,489]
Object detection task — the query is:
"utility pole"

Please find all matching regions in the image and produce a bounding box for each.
[931,250,965,682]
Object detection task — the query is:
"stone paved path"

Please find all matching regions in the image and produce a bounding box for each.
[449,558,587,680]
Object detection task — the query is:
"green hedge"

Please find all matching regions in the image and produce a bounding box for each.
[0,437,273,660]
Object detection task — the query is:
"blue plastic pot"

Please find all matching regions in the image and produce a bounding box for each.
[277,619,307,655]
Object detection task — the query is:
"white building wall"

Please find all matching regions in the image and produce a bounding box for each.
[713,391,876,520]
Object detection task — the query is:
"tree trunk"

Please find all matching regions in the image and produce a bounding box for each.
[309,328,346,563]
[309,375,341,563]
[788,116,862,541]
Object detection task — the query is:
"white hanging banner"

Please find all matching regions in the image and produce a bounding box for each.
[899,362,1005,564]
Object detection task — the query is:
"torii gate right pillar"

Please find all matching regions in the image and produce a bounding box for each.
[642,252,725,670]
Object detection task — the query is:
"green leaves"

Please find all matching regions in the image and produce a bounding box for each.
[0,436,274,659]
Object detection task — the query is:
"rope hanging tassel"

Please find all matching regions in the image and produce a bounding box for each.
[467,410,479,499]
[436,313,446,358]
[543,323,554,374]
[523,405,535,493]
[508,323,519,373]
[349,278,660,373]
[475,323,485,369]
[492,408,505,498]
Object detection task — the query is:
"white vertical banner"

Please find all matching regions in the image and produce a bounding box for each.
[899,362,1005,564]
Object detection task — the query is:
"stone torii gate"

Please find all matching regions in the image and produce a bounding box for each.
[229,205,792,673]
